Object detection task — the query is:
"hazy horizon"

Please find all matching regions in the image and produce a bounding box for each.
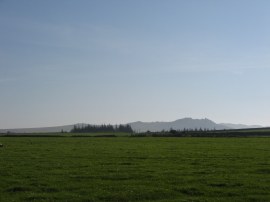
[1,0,270,128]
[0,117,266,130]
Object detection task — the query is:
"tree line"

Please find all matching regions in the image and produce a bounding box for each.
[71,124,133,133]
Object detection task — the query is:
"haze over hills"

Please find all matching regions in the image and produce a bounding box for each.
[129,119,264,132]
[220,123,262,129]
[0,118,263,133]
[0,125,75,134]
[129,118,230,132]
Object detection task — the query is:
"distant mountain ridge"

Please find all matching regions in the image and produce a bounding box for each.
[220,123,262,129]
[128,118,230,132]
[0,123,90,134]
[0,118,263,133]
[0,125,75,134]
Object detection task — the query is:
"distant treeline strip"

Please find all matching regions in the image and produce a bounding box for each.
[133,129,270,137]
[71,124,133,133]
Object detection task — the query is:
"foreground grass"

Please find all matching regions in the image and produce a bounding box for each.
[0,132,131,137]
[0,137,270,201]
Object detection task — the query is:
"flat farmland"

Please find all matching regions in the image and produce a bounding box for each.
[0,137,270,202]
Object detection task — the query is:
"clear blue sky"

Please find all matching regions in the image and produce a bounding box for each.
[1,0,270,128]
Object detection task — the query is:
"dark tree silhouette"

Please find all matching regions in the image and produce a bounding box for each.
[71,124,133,133]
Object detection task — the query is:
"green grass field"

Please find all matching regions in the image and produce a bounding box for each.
[1,137,270,202]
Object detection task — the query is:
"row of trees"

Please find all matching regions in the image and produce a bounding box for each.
[71,124,133,133]
[169,128,217,133]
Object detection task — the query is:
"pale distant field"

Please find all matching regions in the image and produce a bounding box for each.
[1,137,270,201]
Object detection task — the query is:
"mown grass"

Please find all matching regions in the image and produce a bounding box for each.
[0,132,131,137]
[0,137,270,201]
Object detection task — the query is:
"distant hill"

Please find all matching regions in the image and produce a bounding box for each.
[0,124,86,134]
[220,123,262,129]
[0,119,264,133]
[128,118,231,132]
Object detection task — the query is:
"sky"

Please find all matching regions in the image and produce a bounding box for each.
[1,0,270,128]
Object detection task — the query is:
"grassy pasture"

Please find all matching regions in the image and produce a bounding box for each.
[0,137,270,201]
[0,132,131,137]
